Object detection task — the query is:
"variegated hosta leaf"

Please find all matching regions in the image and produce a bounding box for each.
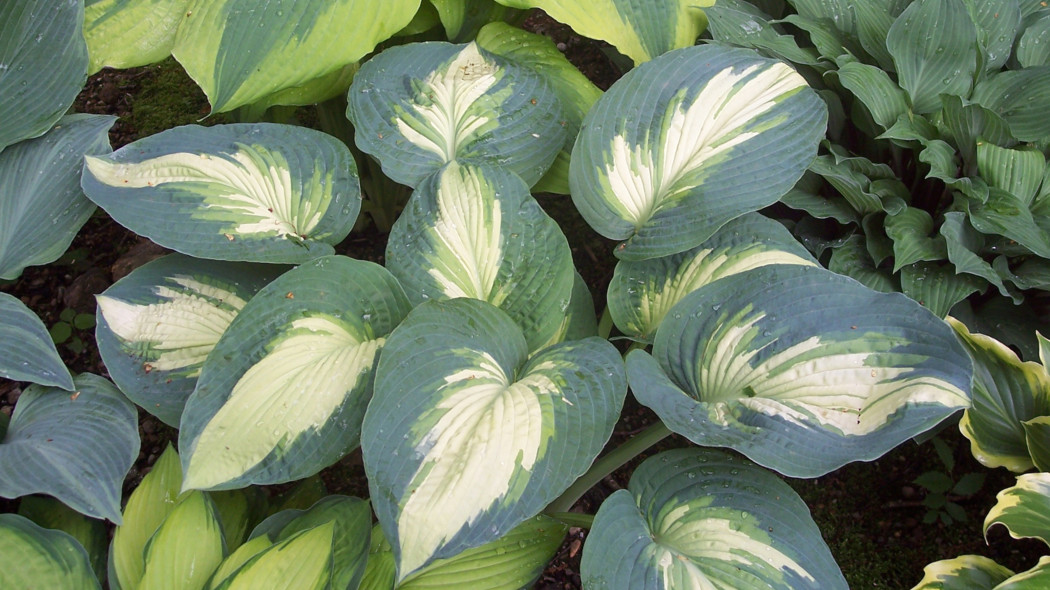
[475,21,602,195]
[17,496,108,581]
[138,491,226,590]
[569,44,827,261]
[364,298,626,579]
[83,0,192,74]
[985,473,1050,547]
[1023,415,1050,472]
[537,271,599,350]
[347,41,566,188]
[96,253,286,426]
[81,123,360,264]
[0,374,139,523]
[0,0,87,152]
[385,162,574,351]
[627,265,972,478]
[581,448,846,589]
[492,0,712,65]
[180,255,411,491]
[911,555,1014,590]
[172,0,420,113]
[949,318,1050,472]
[211,523,335,590]
[608,212,817,342]
[0,292,73,390]
[0,514,100,590]
[0,114,115,280]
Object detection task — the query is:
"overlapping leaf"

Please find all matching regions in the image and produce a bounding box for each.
[137,491,226,590]
[985,473,1050,547]
[82,123,359,264]
[570,44,826,260]
[180,256,411,491]
[627,265,972,477]
[364,298,625,579]
[0,292,73,389]
[83,0,192,73]
[0,514,100,590]
[17,496,107,581]
[211,523,335,590]
[971,67,1050,142]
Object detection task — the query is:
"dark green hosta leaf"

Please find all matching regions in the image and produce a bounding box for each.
[966,188,1050,259]
[0,374,139,522]
[179,256,411,491]
[941,212,1013,299]
[985,473,1050,547]
[0,114,114,280]
[0,292,73,390]
[18,496,107,582]
[913,555,1014,589]
[780,13,852,61]
[705,0,821,66]
[965,0,1022,73]
[828,235,898,293]
[853,0,901,70]
[608,213,817,342]
[138,491,226,589]
[96,254,285,426]
[627,265,972,478]
[570,44,826,261]
[581,448,846,589]
[385,162,573,351]
[950,318,1050,472]
[0,0,87,151]
[172,0,419,113]
[978,144,1046,206]
[0,514,100,590]
[1018,11,1050,67]
[835,60,909,130]
[348,41,565,189]
[887,0,978,114]
[82,123,359,264]
[972,67,1050,142]
[902,262,983,318]
[941,94,1016,170]
[886,207,948,271]
[364,298,625,579]
[808,153,904,216]
[1024,416,1050,471]
[83,0,192,73]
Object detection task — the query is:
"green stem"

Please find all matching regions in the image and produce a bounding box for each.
[545,511,595,529]
[597,307,613,340]
[545,421,672,514]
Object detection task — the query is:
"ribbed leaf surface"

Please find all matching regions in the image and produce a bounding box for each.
[0,292,73,390]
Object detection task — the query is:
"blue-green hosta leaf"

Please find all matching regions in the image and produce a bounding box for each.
[348,41,566,189]
[180,256,411,491]
[1017,11,1050,67]
[581,448,846,589]
[965,0,1022,73]
[886,0,978,114]
[0,374,139,522]
[541,271,599,348]
[901,262,983,318]
[385,162,573,351]
[83,0,192,74]
[0,114,115,280]
[912,555,1014,589]
[985,472,1050,547]
[0,514,100,590]
[0,0,87,151]
[705,0,822,67]
[0,292,73,389]
[1023,416,1050,472]
[627,265,972,478]
[493,0,712,65]
[570,44,827,261]
[475,22,602,195]
[211,523,334,590]
[138,491,226,590]
[172,0,419,113]
[82,123,359,264]
[17,496,107,582]
[364,298,626,579]
[971,67,1050,142]
[949,318,1050,472]
[608,213,817,342]
[96,254,286,426]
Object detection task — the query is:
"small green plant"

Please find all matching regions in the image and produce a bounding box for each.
[48,308,96,355]
[913,436,986,525]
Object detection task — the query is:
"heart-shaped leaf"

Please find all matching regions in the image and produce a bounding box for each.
[0,292,73,390]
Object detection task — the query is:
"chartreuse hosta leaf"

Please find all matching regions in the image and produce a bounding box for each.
[912,555,1014,589]
[570,44,827,261]
[83,0,192,73]
[627,265,972,478]
[608,213,817,342]
[364,298,626,579]
[348,41,566,188]
[0,514,100,590]
[0,114,115,280]
[949,318,1050,472]
[172,0,419,113]
[0,292,73,389]
[180,256,411,491]
[96,254,286,426]
[581,448,846,589]
[0,0,87,151]
[82,123,359,264]
[211,523,335,590]
[17,496,108,581]
[493,0,712,65]
[138,491,226,590]
[386,162,574,351]
[0,374,139,522]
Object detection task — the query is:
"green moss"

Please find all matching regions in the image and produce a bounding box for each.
[130,57,228,138]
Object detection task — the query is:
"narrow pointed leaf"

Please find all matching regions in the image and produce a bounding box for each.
[83,0,192,73]
[581,448,846,589]
[210,523,334,590]
[385,162,574,351]
[138,491,225,590]
[82,123,359,264]
[570,44,826,260]
[348,41,566,188]
[912,555,1014,589]
[180,256,411,491]
[172,0,420,113]
[628,265,972,478]
[96,254,285,426]
[0,0,87,151]
[0,114,114,279]
[0,514,100,590]
[0,292,73,389]
[0,374,139,522]
[985,473,1050,547]
[364,298,626,578]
